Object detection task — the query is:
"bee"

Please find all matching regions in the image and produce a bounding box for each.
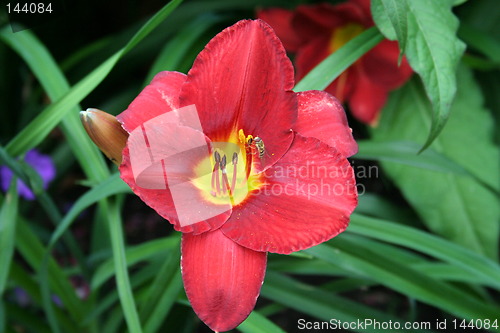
[248,136,265,159]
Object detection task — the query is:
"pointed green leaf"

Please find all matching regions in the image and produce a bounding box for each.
[372,0,466,150]
[106,199,143,333]
[0,0,183,159]
[0,178,18,295]
[349,214,500,290]
[372,66,500,259]
[307,238,500,321]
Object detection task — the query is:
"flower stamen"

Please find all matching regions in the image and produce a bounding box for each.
[211,151,222,196]
[220,155,235,206]
[231,152,238,193]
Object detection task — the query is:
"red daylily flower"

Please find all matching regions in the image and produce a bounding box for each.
[117,20,358,332]
[258,0,413,125]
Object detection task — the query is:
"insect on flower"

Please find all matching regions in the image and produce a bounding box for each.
[249,136,266,159]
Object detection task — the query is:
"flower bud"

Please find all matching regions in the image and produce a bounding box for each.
[80,108,128,165]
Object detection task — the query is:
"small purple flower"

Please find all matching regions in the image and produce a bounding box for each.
[13,287,31,307]
[0,149,56,200]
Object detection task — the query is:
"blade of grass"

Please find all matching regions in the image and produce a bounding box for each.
[47,173,129,249]
[293,27,383,92]
[143,268,183,333]
[4,304,53,333]
[106,198,143,333]
[0,301,4,333]
[355,140,499,195]
[348,214,500,290]
[83,259,162,328]
[0,178,18,295]
[138,243,181,332]
[0,145,89,274]
[0,28,108,182]
[15,218,87,328]
[1,0,183,159]
[92,235,179,290]
[306,238,500,322]
[0,146,91,333]
[262,271,413,333]
[237,311,286,333]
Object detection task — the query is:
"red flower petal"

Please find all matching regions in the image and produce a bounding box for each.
[295,90,358,157]
[180,19,296,170]
[117,71,186,133]
[348,65,389,125]
[289,4,337,42]
[257,8,303,52]
[120,121,231,234]
[222,134,357,254]
[293,1,370,38]
[294,35,331,82]
[182,229,267,332]
[361,40,413,90]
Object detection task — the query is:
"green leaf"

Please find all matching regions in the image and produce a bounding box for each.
[238,311,286,333]
[307,238,500,322]
[48,173,130,249]
[356,140,471,175]
[0,0,183,159]
[92,235,179,290]
[372,0,466,150]
[106,199,143,333]
[371,66,500,259]
[0,178,18,295]
[15,219,88,327]
[349,214,500,290]
[0,27,109,183]
[370,0,407,56]
[458,22,500,63]
[355,140,498,194]
[262,272,411,333]
[294,27,383,92]
[355,193,418,224]
[142,267,183,333]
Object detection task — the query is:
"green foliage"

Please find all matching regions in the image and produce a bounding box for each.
[0,0,499,332]
[371,65,500,260]
[372,0,466,150]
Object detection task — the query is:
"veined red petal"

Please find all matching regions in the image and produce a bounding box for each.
[182,229,267,332]
[257,8,303,52]
[295,91,358,157]
[120,122,231,234]
[222,135,357,254]
[117,71,186,133]
[361,40,413,89]
[180,19,296,170]
[349,65,389,125]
